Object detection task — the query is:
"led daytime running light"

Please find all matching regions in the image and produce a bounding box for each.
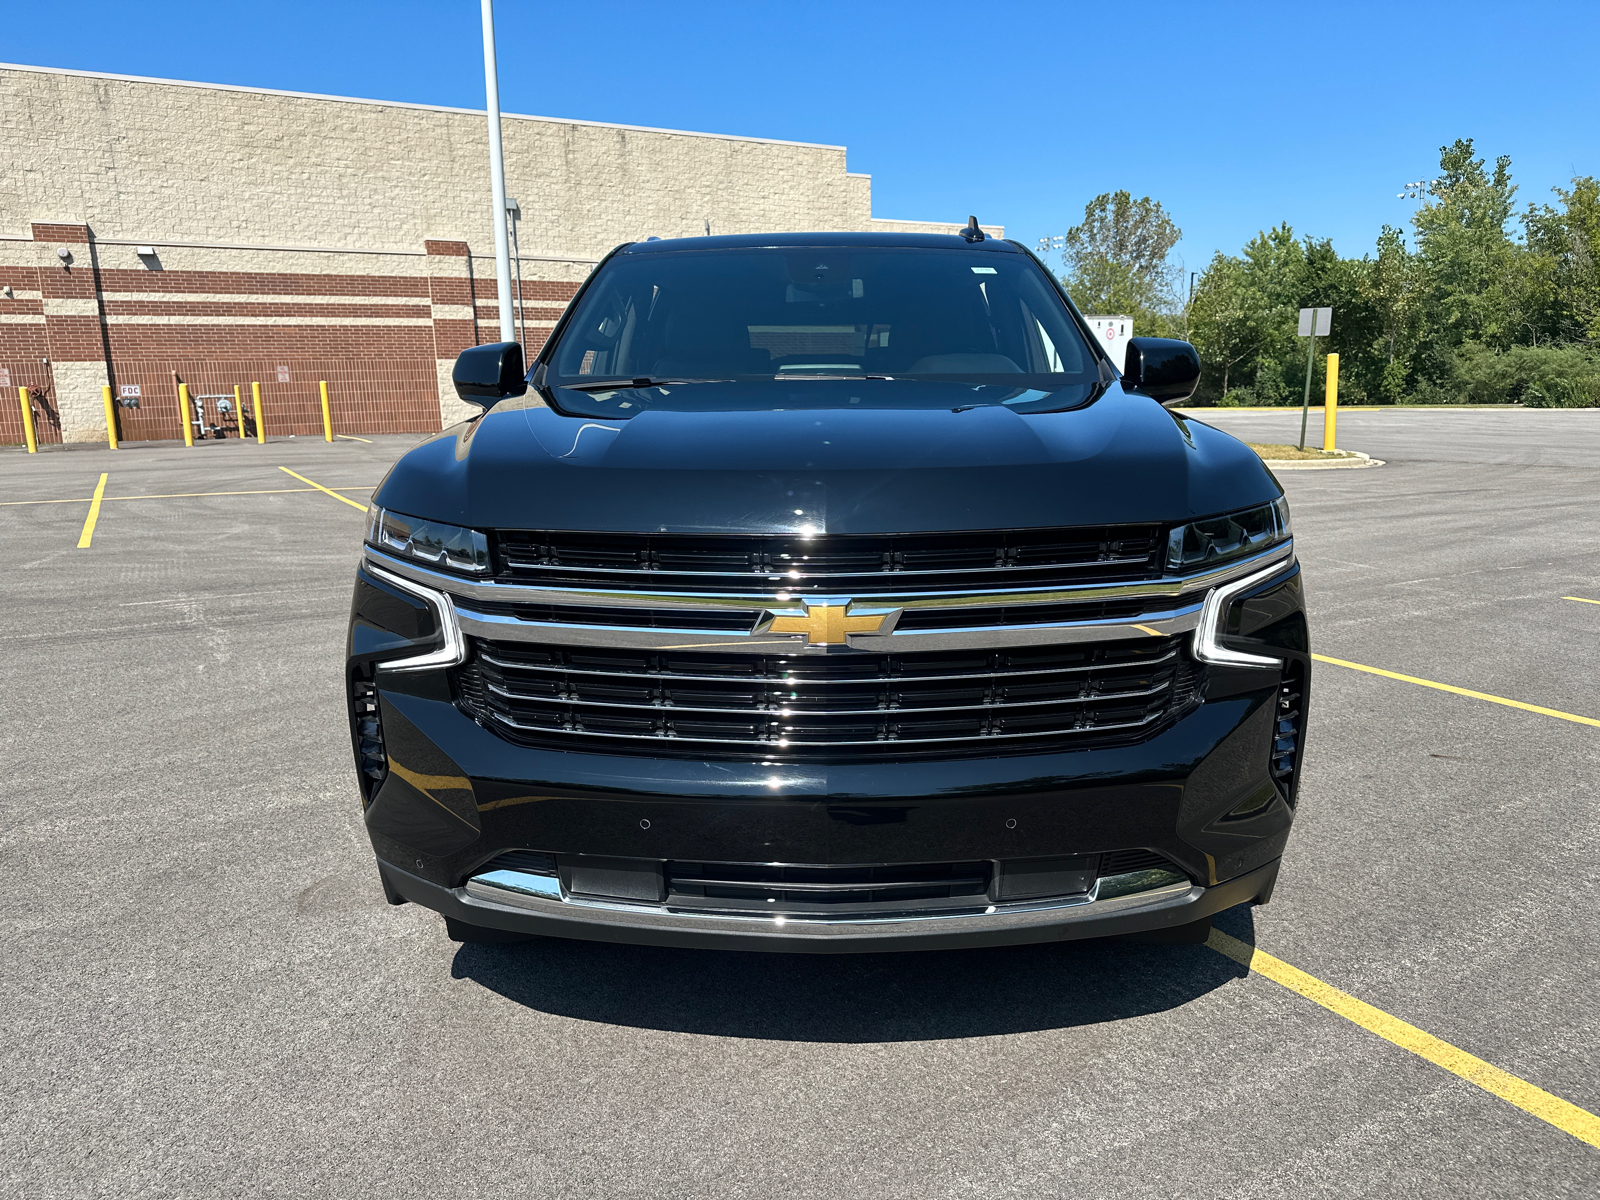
[365,505,490,575]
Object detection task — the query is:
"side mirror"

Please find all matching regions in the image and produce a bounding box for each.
[452,342,527,407]
[1121,337,1201,405]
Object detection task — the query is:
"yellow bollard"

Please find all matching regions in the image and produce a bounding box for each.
[18,386,37,453]
[102,385,119,450]
[1324,353,1339,453]
[233,384,244,439]
[176,382,193,448]
[319,379,333,442]
[251,381,264,444]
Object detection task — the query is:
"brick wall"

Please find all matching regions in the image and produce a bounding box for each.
[0,229,585,444]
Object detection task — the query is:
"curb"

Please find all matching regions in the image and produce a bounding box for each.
[1259,450,1384,471]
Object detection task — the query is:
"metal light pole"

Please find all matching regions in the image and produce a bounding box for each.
[506,197,526,349]
[481,0,516,345]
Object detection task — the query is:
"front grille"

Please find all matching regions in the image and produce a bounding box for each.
[494,526,1164,596]
[666,860,991,915]
[455,634,1203,761]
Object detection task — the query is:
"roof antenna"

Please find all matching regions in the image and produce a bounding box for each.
[960,216,985,243]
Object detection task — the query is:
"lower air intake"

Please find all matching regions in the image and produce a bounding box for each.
[350,672,387,800]
[666,860,992,916]
[1271,661,1305,801]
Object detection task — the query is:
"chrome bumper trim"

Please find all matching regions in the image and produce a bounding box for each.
[463,867,1193,939]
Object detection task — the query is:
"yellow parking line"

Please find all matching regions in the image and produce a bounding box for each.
[76,473,108,549]
[1564,596,1600,606]
[278,465,370,511]
[106,486,376,501]
[0,486,375,506]
[335,433,373,443]
[1312,653,1600,729]
[1208,929,1600,1149]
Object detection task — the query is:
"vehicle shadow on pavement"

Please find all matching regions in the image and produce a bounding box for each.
[451,904,1256,1042]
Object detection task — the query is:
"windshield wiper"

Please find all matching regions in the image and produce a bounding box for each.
[774,373,895,381]
[558,377,725,392]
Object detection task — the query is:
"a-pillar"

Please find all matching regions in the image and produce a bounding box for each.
[32,222,110,443]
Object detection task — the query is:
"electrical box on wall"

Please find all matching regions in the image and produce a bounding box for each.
[1085,315,1133,372]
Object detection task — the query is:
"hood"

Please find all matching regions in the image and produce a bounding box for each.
[372,386,1281,535]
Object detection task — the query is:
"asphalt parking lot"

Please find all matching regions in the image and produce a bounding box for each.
[4,408,1598,1199]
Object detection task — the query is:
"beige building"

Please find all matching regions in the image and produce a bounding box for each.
[0,63,1001,444]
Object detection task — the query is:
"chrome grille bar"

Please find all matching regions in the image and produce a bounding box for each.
[482,679,1171,718]
[366,543,1292,611]
[476,644,1180,684]
[478,705,1166,747]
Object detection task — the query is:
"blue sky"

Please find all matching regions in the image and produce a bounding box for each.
[5,1,1596,275]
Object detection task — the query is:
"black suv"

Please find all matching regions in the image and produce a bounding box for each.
[347,229,1307,951]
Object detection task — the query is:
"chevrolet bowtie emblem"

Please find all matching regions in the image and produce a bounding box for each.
[758,598,903,646]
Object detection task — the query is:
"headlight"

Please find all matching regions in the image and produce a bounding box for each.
[1166,497,1291,573]
[365,506,490,574]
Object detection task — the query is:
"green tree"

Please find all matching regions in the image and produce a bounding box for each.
[1524,176,1600,343]
[1054,143,1600,408]
[1188,253,1262,397]
[1364,225,1422,400]
[1412,138,1521,349]
[1060,191,1182,327]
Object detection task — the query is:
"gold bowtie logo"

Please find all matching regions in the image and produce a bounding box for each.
[761,599,902,646]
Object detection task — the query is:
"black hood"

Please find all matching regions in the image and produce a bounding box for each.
[372,386,1281,535]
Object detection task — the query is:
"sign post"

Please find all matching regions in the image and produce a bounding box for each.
[1297,306,1332,450]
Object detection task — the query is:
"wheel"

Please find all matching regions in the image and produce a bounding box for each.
[444,916,539,944]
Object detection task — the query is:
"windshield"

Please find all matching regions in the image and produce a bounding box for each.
[543,246,1101,414]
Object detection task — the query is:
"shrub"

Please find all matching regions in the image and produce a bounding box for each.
[1409,342,1600,405]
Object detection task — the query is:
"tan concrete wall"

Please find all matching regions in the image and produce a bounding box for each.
[0,64,899,258]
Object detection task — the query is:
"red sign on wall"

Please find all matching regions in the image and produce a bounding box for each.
[276,365,291,383]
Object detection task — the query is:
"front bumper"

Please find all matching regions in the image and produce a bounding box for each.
[379,856,1281,953]
[349,562,1308,953]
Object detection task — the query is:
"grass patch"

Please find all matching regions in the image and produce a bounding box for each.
[1247,442,1356,461]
